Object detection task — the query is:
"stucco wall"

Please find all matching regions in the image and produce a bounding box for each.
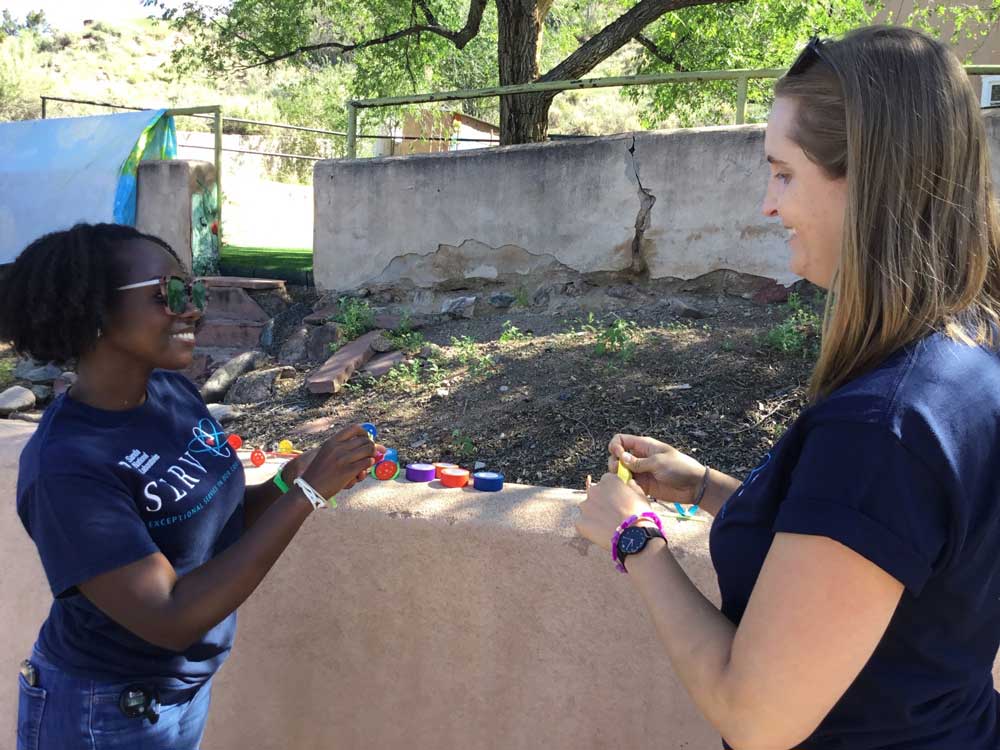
[314,111,1000,295]
[5,425,1000,748]
[0,422,725,748]
[136,159,216,273]
[312,125,794,294]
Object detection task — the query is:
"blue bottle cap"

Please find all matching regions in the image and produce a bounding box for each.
[472,471,504,492]
[361,422,378,440]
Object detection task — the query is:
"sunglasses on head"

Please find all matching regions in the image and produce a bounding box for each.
[788,35,827,77]
[116,276,209,315]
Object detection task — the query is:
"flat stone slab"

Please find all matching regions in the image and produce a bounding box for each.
[203,276,287,291]
[305,330,381,394]
[359,351,406,379]
[303,304,339,325]
[196,319,267,349]
[205,287,270,323]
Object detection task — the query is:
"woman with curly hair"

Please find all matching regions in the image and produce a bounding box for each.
[3,223,377,749]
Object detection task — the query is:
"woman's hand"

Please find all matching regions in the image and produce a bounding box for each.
[281,439,379,492]
[298,425,378,499]
[576,473,655,552]
[608,434,705,505]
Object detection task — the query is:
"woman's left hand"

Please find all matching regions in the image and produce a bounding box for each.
[576,473,656,551]
[281,443,383,490]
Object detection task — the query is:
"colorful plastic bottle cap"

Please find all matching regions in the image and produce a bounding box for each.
[433,462,459,478]
[278,439,294,453]
[384,448,398,463]
[473,471,504,492]
[616,461,632,483]
[373,460,400,481]
[250,449,266,468]
[440,468,470,488]
[406,463,437,482]
[374,448,386,463]
[361,423,378,440]
[227,434,243,450]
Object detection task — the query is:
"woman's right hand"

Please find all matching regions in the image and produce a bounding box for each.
[298,424,378,500]
[607,434,705,505]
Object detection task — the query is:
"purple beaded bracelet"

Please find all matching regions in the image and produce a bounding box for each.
[610,511,664,574]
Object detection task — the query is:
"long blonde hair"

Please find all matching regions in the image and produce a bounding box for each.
[775,26,1000,401]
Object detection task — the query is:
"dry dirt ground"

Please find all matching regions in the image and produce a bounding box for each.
[0,287,823,488]
[229,287,822,488]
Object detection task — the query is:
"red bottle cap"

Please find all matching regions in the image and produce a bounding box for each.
[374,460,400,481]
[440,468,471,488]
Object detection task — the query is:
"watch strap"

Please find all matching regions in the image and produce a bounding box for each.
[616,526,665,573]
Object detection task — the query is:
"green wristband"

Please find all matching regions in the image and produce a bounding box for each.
[273,468,290,494]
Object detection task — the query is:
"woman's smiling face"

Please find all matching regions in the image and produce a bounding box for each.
[761,96,848,289]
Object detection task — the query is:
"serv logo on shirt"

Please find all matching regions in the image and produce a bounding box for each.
[118,418,241,525]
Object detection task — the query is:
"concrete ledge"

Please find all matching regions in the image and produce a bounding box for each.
[6,422,1000,749]
[204,471,722,750]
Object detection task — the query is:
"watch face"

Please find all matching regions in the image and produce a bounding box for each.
[617,526,648,555]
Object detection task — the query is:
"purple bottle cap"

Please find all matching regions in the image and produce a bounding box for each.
[405,463,437,482]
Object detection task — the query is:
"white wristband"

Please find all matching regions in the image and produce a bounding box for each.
[293,476,337,510]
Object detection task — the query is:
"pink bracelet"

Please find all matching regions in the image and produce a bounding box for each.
[610,512,664,573]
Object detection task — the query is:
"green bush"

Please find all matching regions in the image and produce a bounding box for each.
[335,297,376,341]
[449,335,496,376]
[498,320,530,343]
[764,292,823,357]
[595,317,640,363]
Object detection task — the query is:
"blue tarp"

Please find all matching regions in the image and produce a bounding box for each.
[0,109,176,264]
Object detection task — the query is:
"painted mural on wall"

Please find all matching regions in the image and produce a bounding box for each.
[192,176,220,276]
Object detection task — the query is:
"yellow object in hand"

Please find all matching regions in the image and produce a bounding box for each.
[616,460,632,483]
[278,439,294,453]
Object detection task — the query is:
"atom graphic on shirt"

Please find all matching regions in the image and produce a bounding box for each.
[188,418,232,458]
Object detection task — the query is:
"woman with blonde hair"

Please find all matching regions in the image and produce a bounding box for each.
[577,26,1000,749]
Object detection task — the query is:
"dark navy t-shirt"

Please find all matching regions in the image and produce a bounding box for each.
[16,370,245,690]
[711,333,1000,749]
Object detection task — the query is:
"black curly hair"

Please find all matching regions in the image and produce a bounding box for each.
[0,223,180,363]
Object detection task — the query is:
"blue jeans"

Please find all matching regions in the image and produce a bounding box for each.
[16,648,213,750]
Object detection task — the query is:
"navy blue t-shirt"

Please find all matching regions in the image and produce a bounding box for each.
[711,332,1000,749]
[16,370,245,690]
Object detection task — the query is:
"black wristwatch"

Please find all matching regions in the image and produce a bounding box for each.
[616,525,665,572]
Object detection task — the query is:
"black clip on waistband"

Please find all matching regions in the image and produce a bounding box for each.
[119,684,159,724]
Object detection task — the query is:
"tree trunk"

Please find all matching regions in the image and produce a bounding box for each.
[497,0,553,145]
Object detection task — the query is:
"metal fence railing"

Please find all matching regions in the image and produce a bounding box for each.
[345,64,1000,159]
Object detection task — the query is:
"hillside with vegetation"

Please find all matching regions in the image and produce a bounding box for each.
[0,12,645,162]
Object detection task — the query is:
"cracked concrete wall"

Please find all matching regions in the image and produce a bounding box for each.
[314,135,640,292]
[634,127,794,285]
[314,111,1000,293]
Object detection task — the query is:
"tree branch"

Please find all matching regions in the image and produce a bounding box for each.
[634,31,689,71]
[541,0,740,83]
[211,17,270,62]
[239,0,489,69]
[415,0,439,26]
